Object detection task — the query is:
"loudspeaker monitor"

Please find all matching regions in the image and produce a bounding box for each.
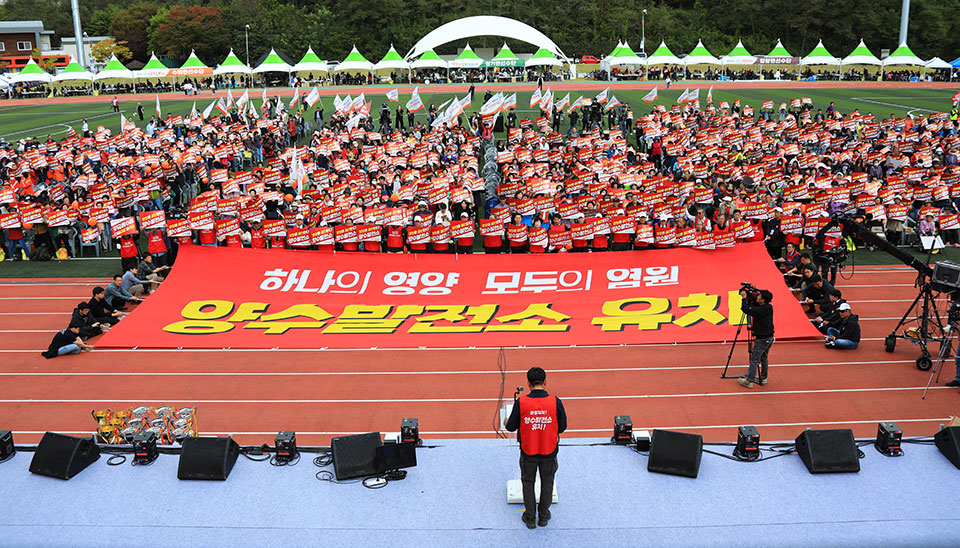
[794,429,860,474]
[177,436,240,480]
[647,429,703,478]
[934,426,960,470]
[29,432,100,480]
[332,432,382,480]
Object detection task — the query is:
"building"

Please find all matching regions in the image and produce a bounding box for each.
[0,20,55,56]
[60,35,113,69]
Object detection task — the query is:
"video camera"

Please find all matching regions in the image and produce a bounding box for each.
[740,282,761,304]
[819,246,849,267]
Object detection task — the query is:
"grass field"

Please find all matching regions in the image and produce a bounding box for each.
[1,86,957,142]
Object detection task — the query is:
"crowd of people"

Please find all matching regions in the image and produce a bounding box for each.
[3,87,958,356]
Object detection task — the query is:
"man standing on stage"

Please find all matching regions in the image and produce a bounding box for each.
[506,367,567,529]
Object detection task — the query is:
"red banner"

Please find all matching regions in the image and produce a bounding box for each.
[97,243,820,350]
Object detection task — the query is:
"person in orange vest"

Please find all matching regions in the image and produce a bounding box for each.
[145,229,168,267]
[364,225,383,253]
[117,233,140,272]
[505,367,567,529]
[385,224,405,253]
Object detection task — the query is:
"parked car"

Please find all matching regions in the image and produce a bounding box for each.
[581,55,600,64]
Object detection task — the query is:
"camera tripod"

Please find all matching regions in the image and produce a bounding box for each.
[721,312,753,380]
[922,325,953,400]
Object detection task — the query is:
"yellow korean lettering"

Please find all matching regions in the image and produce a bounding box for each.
[591,298,673,331]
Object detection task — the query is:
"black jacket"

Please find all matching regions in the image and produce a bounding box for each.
[742,301,775,338]
[506,389,567,457]
[836,314,861,343]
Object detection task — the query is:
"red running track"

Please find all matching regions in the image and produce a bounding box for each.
[0,266,956,446]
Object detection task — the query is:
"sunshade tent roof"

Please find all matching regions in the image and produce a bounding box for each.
[484,43,524,67]
[841,39,881,66]
[293,46,329,74]
[882,43,925,66]
[93,55,134,82]
[926,57,954,69]
[721,40,755,65]
[214,49,252,75]
[767,39,792,57]
[608,41,645,67]
[253,48,292,74]
[644,41,682,66]
[135,53,174,80]
[336,46,374,72]
[800,40,841,66]
[526,47,562,67]
[372,45,410,71]
[405,15,566,61]
[684,40,720,66]
[411,49,447,69]
[53,56,93,83]
[11,57,53,84]
[448,43,483,68]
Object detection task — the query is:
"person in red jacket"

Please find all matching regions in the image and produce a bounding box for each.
[117,233,140,272]
[508,214,529,253]
[248,221,267,249]
[505,367,567,529]
[145,229,168,267]
[454,212,474,254]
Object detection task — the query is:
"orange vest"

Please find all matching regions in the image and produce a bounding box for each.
[517,395,559,456]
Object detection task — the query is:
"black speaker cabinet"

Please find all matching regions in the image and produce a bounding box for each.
[177,436,240,480]
[29,432,100,480]
[795,429,860,474]
[647,429,703,478]
[934,426,960,470]
[331,432,382,480]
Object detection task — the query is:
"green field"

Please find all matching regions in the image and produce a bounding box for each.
[1,85,958,142]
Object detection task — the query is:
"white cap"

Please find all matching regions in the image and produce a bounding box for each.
[838,303,851,311]
[774,207,783,212]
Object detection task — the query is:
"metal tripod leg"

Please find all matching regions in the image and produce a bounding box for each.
[923,328,952,400]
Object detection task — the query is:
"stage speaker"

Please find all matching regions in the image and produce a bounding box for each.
[332,432,382,480]
[934,426,960,470]
[29,432,100,480]
[647,429,702,478]
[177,436,239,480]
[794,429,860,474]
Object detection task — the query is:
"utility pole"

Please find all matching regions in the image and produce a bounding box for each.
[70,0,85,67]
[898,0,910,45]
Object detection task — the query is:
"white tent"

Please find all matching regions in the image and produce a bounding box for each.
[608,41,645,67]
[720,40,756,66]
[252,48,293,74]
[11,58,53,84]
[53,56,94,84]
[800,40,841,66]
[882,43,925,67]
[925,57,953,70]
[372,45,410,71]
[527,48,563,68]
[336,46,374,72]
[405,16,566,61]
[410,49,448,70]
[683,40,721,66]
[644,41,683,66]
[213,48,252,76]
[293,47,329,75]
[841,39,882,66]
[93,55,134,83]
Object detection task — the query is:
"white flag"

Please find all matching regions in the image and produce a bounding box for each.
[346,112,363,129]
[202,99,217,119]
[305,87,321,108]
[155,94,161,117]
[289,88,300,108]
[333,94,342,111]
[706,86,714,104]
[386,88,399,102]
[261,87,268,104]
[406,91,424,113]
[351,93,365,112]
[567,96,583,114]
[503,92,517,110]
[606,94,621,110]
[529,88,542,108]
[189,101,198,120]
[540,89,553,114]
[236,90,249,110]
[595,87,609,104]
[120,112,128,132]
[249,101,259,119]
[479,93,504,117]
[555,93,570,111]
[340,94,352,113]
[226,89,234,109]
[686,88,700,103]
[642,87,658,103]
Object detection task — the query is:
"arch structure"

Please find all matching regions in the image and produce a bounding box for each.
[404,16,567,62]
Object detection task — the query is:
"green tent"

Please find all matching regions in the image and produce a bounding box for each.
[53,56,93,84]
[882,43,924,67]
[253,48,292,74]
[373,44,409,71]
[645,40,682,66]
[767,39,792,57]
[841,39,881,66]
[214,48,251,75]
[684,40,720,66]
[722,40,755,65]
[336,45,373,72]
[801,40,840,66]
[93,55,134,83]
[294,46,329,74]
[448,43,483,68]
[528,47,562,68]
[12,57,53,84]
[411,49,447,70]
[136,53,174,80]
[180,50,209,70]
[484,43,524,67]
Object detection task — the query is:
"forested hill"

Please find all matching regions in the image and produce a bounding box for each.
[2,0,957,64]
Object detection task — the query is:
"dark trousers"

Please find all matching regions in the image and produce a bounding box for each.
[520,453,558,524]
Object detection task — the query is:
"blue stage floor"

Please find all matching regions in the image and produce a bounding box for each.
[1,437,959,547]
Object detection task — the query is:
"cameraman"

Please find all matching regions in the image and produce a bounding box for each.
[738,287,775,389]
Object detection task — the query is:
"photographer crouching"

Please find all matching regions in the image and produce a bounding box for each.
[738,284,775,389]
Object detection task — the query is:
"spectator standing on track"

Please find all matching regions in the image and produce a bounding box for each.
[42,321,93,358]
[825,303,860,349]
[738,288,775,389]
[506,367,567,530]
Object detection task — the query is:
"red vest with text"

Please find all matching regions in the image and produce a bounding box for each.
[270,236,286,250]
[119,236,138,258]
[571,223,590,249]
[517,394,559,456]
[593,232,609,250]
[455,230,474,248]
[250,228,266,249]
[225,234,242,248]
[177,235,193,246]
[199,228,216,245]
[147,231,166,254]
[386,226,404,250]
[365,237,382,252]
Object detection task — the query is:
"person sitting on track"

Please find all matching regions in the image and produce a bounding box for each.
[824,303,860,349]
[811,289,846,334]
[70,302,107,339]
[42,320,94,358]
[89,286,124,325]
[106,274,142,310]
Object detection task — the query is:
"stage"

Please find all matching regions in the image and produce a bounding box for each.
[1,437,958,547]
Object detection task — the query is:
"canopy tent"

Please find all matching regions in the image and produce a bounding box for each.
[293,46,329,75]
[767,39,792,57]
[484,42,524,67]
[410,49,447,70]
[721,40,756,65]
[951,57,960,68]
[448,43,483,69]
[0,74,11,89]
[683,40,720,66]
[213,49,252,76]
[925,57,953,70]
[882,43,925,67]
[176,50,212,77]
[405,16,567,61]
[841,39,882,66]
[372,45,410,71]
[11,58,53,84]
[644,41,682,66]
[93,55,134,83]
[335,46,374,72]
[253,48,292,74]
[800,40,840,66]
[606,40,645,67]
[53,56,94,84]
[135,53,175,80]
[604,41,626,61]
[527,47,562,68]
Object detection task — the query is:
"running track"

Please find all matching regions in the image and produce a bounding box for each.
[0,265,957,446]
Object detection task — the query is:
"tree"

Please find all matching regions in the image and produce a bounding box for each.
[111,2,160,61]
[152,5,231,61]
[86,6,120,37]
[91,38,134,64]
[31,47,57,71]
